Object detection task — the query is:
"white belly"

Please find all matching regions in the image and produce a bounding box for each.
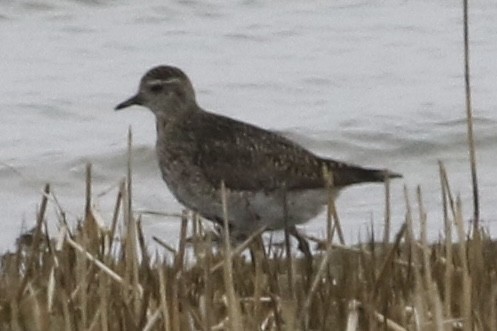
[223,188,339,235]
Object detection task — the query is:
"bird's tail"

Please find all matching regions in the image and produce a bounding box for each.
[324,161,402,187]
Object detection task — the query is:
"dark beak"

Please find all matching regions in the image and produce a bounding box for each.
[114,94,143,110]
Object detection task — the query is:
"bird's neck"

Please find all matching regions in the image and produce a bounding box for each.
[154,103,200,131]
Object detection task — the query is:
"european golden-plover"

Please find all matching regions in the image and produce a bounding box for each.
[115,65,401,238]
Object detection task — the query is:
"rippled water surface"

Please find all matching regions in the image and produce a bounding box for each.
[1,0,497,251]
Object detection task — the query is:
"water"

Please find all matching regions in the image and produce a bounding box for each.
[1,0,497,252]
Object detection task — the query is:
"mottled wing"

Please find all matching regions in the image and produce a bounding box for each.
[187,112,392,191]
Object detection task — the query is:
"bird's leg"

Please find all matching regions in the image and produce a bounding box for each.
[288,226,312,260]
[289,226,314,284]
[248,234,267,271]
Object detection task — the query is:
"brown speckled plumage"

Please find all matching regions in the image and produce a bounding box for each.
[115,65,401,236]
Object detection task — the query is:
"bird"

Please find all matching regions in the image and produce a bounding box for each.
[115,65,401,240]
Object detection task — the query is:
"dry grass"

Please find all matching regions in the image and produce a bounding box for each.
[1,154,497,331]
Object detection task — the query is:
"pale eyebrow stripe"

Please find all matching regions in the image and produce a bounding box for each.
[146,78,182,86]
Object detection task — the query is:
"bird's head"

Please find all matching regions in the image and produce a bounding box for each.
[115,65,197,115]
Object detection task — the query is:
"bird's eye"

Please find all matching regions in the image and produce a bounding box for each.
[149,84,163,93]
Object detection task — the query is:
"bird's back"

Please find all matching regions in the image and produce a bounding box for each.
[160,110,398,193]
